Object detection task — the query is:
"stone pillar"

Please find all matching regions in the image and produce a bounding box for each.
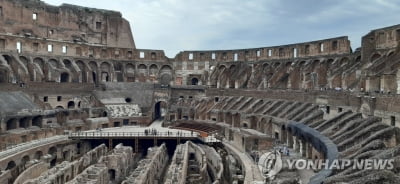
[307,143,313,159]
[293,136,298,151]
[287,132,293,148]
[300,139,306,157]
[299,139,303,156]
[28,118,33,127]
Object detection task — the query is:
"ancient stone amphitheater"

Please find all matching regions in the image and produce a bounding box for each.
[0,0,399,184]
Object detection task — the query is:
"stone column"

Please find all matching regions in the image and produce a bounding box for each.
[293,136,298,151]
[287,132,294,148]
[300,139,307,157]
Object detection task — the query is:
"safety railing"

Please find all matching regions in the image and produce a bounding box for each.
[68,131,200,138]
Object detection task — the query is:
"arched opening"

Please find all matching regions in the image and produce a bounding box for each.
[159,65,172,85]
[21,155,30,169]
[6,118,17,130]
[154,101,167,120]
[48,146,57,155]
[60,72,69,83]
[19,117,29,128]
[67,101,75,109]
[126,63,135,82]
[32,116,42,127]
[103,111,108,117]
[101,72,110,82]
[108,169,116,181]
[63,150,70,161]
[191,78,199,85]
[125,98,132,103]
[34,151,43,160]
[371,53,381,62]
[0,68,8,83]
[48,146,57,167]
[5,161,16,170]
[56,106,64,109]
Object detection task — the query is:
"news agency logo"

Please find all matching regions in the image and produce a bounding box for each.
[286,159,394,170]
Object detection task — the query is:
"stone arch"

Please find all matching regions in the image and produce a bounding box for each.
[75,60,87,83]
[114,62,124,82]
[266,118,273,135]
[60,72,69,83]
[20,56,35,81]
[370,53,381,62]
[32,57,45,81]
[63,59,73,70]
[31,116,42,128]
[19,117,29,128]
[33,57,45,72]
[34,150,43,160]
[62,149,71,161]
[108,169,116,181]
[89,61,98,83]
[21,155,30,169]
[241,121,249,128]
[138,64,147,82]
[154,101,167,120]
[387,50,395,57]
[6,118,18,130]
[339,57,349,66]
[159,65,172,85]
[5,160,16,170]
[126,63,135,82]
[216,65,228,88]
[3,54,24,82]
[149,64,158,76]
[228,65,237,88]
[67,101,75,109]
[355,56,361,62]
[48,146,57,155]
[191,77,199,85]
[360,103,372,118]
[48,58,59,68]
[100,62,111,82]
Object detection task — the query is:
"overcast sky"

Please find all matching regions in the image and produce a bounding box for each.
[44,0,400,57]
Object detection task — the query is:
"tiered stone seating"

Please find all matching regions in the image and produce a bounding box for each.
[105,104,141,117]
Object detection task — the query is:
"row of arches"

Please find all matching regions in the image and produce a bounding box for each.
[4,116,42,131]
[209,55,361,90]
[0,55,174,85]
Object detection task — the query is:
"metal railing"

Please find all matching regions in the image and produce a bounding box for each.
[68,131,200,138]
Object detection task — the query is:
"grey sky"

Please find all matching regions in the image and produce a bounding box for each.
[44,0,400,57]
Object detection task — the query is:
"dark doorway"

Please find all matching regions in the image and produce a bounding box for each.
[67,101,75,109]
[191,77,199,85]
[92,72,97,84]
[154,101,167,120]
[60,72,69,82]
[108,169,116,181]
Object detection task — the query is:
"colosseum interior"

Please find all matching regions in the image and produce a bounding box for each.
[0,0,400,184]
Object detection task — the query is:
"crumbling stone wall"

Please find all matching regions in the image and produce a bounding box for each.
[122,143,168,184]
[67,143,137,184]
[23,144,107,184]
